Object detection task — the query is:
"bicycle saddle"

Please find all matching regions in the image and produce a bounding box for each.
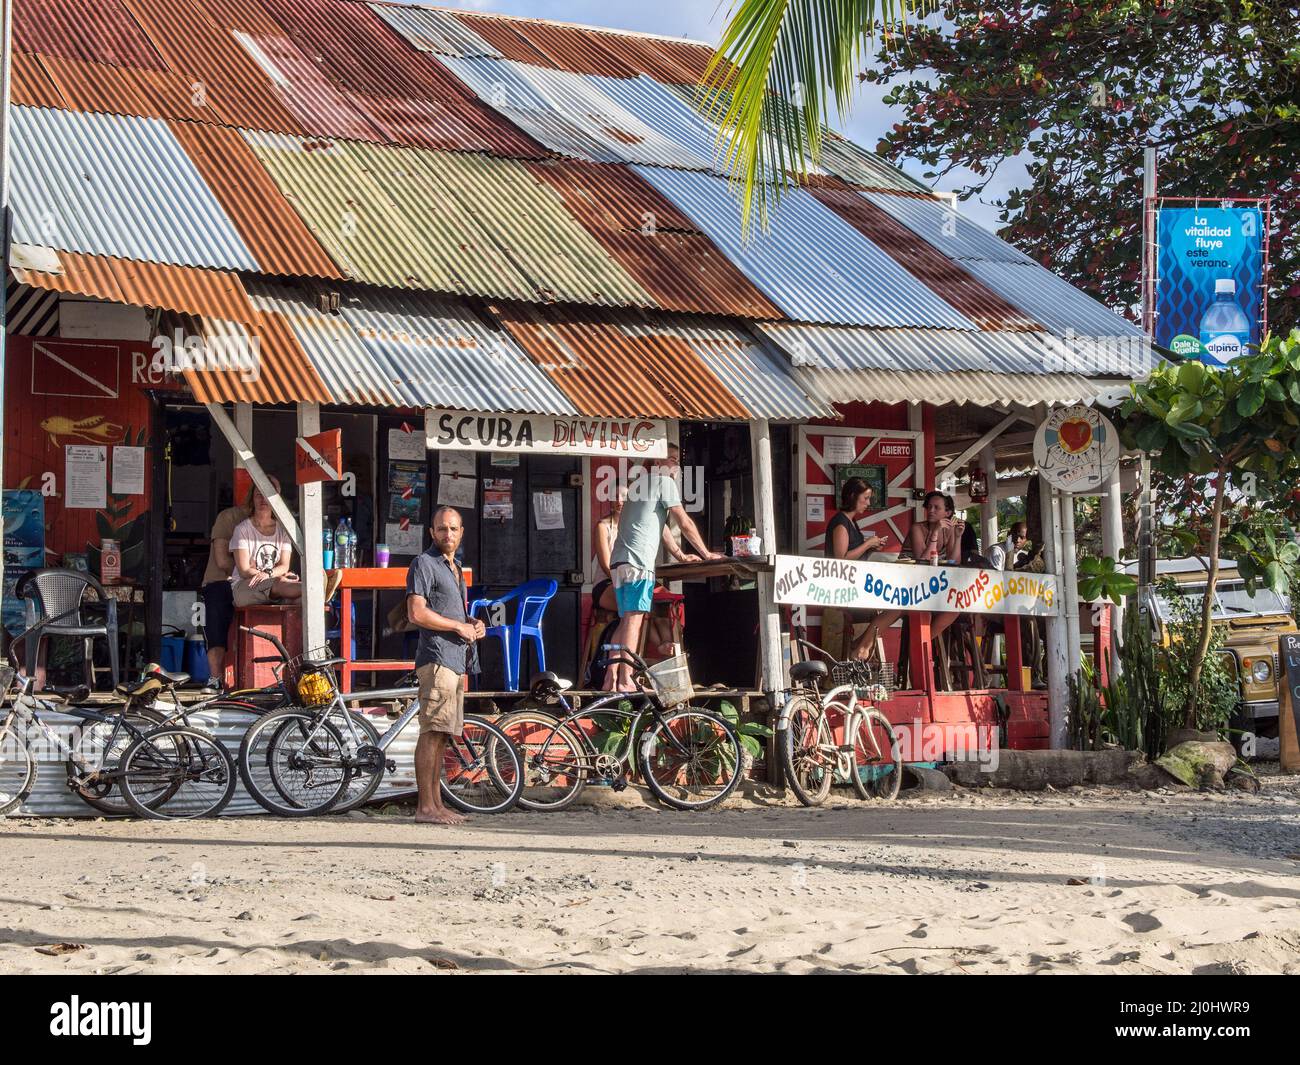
[115,665,190,697]
[790,660,828,683]
[529,670,573,698]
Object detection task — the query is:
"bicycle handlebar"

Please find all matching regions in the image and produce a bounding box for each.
[596,642,651,675]
[239,625,290,662]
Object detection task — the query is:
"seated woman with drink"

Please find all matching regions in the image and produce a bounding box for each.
[824,477,887,660]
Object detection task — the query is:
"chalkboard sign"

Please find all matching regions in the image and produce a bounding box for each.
[833,463,887,512]
[1277,633,1300,771]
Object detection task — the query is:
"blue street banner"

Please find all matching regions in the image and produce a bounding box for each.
[1156,205,1264,365]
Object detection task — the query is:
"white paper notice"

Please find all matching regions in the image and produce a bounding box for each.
[439,451,476,477]
[437,475,477,508]
[533,490,564,531]
[384,522,422,556]
[66,445,107,509]
[111,446,146,496]
[821,437,858,465]
[388,427,425,461]
[806,495,825,523]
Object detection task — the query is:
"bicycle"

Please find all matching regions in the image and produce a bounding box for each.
[0,616,237,819]
[236,645,523,817]
[496,645,744,812]
[776,640,902,806]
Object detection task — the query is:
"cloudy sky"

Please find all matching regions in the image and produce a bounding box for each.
[442,1,1029,232]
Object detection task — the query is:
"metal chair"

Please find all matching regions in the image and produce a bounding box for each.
[468,578,558,691]
[17,568,120,689]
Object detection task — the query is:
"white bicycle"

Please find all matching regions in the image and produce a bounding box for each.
[776,640,902,806]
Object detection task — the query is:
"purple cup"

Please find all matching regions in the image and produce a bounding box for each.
[375,544,391,568]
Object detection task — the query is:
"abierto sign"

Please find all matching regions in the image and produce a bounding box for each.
[773,555,1059,617]
[425,409,667,457]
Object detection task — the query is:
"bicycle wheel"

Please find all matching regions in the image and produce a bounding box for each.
[496,709,591,811]
[441,716,523,815]
[0,717,36,816]
[330,711,387,815]
[780,692,834,807]
[238,708,349,816]
[851,708,902,801]
[638,707,743,811]
[74,706,172,815]
[119,726,237,819]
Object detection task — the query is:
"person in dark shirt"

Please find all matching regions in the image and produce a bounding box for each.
[405,506,484,826]
[825,477,889,660]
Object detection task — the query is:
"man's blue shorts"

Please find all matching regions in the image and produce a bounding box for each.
[612,565,655,615]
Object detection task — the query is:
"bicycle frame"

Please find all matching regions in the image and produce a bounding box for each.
[0,686,152,778]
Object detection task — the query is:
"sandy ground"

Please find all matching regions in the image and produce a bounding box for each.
[3,773,1299,975]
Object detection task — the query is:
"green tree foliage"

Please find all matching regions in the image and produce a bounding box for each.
[863,0,1298,332]
[1118,330,1300,725]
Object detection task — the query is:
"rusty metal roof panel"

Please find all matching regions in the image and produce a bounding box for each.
[15,0,167,69]
[504,19,641,78]
[492,303,750,420]
[624,314,831,419]
[12,52,66,108]
[11,105,259,271]
[368,3,505,58]
[179,306,332,405]
[447,11,553,66]
[165,121,344,280]
[863,191,1147,341]
[633,166,976,330]
[808,185,1042,332]
[524,159,781,319]
[36,54,228,124]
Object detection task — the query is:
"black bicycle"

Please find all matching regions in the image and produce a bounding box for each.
[0,615,237,818]
[496,645,745,812]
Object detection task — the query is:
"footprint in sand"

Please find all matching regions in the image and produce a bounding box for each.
[1122,912,1163,933]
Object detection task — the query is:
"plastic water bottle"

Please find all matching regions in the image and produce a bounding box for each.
[322,524,335,570]
[1199,278,1251,365]
[337,519,351,569]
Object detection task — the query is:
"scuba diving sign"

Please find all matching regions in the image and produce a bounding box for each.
[1033,406,1118,494]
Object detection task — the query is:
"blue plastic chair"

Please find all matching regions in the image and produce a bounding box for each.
[468,578,558,691]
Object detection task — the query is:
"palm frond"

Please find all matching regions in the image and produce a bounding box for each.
[700,0,923,233]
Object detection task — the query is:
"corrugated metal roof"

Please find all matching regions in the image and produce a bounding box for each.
[243,279,578,413]
[10,105,259,271]
[437,56,712,169]
[808,184,1042,332]
[493,302,748,418]
[36,53,228,124]
[863,191,1147,343]
[175,305,332,405]
[12,51,66,108]
[818,135,932,195]
[633,166,976,330]
[624,314,831,419]
[368,3,505,58]
[15,0,167,69]
[504,18,641,79]
[590,73,725,171]
[13,247,257,321]
[524,159,782,319]
[792,366,1100,407]
[755,321,1075,376]
[167,120,344,280]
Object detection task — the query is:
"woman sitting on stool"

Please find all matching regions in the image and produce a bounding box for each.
[825,477,887,661]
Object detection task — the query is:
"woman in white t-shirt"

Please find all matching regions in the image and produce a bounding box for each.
[229,483,302,608]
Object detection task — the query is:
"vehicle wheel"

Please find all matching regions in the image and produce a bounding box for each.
[851,709,902,801]
[496,710,591,811]
[639,708,743,811]
[780,693,834,807]
[0,721,36,816]
[239,709,348,816]
[119,726,237,819]
[330,712,387,814]
[75,706,174,815]
[441,716,524,815]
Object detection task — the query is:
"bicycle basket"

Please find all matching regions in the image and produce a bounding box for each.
[290,647,339,706]
[831,660,896,700]
[646,653,694,706]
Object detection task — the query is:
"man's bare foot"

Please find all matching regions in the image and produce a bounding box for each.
[414,808,466,825]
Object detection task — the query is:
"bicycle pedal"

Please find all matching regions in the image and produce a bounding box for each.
[610,778,628,793]
[386,760,396,773]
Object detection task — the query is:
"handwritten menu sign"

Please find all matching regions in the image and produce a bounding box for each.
[1277,634,1300,772]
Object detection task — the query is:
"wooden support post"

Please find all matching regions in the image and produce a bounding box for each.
[206,402,302,551]
[1040,478,1070,748]
[1060,490,1082,679]
[749,419,785,697]
[979,444,998,557]
[298,402,326,656]
[1100,463,1125,675]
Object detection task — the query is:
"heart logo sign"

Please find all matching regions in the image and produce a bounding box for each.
[1056,419,1093,454]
